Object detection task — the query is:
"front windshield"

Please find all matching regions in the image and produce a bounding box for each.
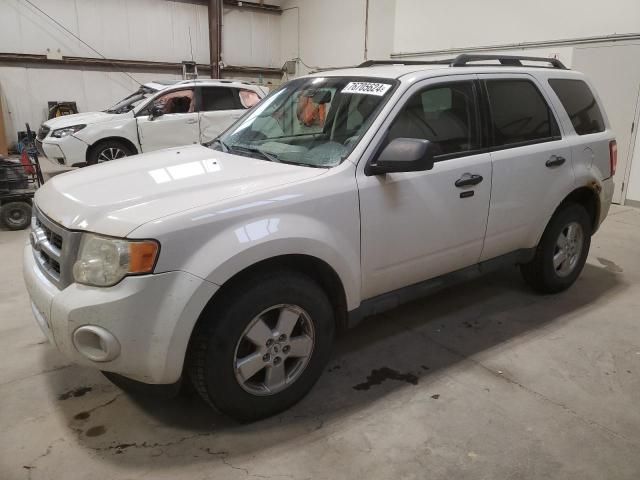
[105,87,155,114]
[214,76,396,168]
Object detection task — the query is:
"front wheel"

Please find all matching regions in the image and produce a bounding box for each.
[521,203,592,293]
[187,270,335,421]
[87,140,134,165]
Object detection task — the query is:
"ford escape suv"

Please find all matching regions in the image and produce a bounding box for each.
[24,55,615,421]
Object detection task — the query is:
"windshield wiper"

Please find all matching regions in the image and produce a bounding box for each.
[228,145,280,163]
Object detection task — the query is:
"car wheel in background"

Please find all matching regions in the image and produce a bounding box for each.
[0,201,32,230]
[87,140,134,165]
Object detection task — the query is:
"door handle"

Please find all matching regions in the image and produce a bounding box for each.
[186,118,198,125]
[545,155,566,168]
[455,173,484,188]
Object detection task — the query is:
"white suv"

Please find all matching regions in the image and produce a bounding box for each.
[24,55,615,421]
[36,79,267,167]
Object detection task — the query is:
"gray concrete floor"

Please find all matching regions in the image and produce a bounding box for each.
[1,206,640,480]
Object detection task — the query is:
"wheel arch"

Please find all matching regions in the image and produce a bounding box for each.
[198,254,349,333]
[557,185,601,234]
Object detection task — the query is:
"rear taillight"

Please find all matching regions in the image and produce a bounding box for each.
[609,140,617,177]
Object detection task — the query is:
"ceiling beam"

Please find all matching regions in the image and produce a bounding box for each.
[0,52,282,77]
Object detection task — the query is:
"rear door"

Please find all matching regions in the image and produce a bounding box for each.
[478,74,574,261]
[136,88,200,152]
[197,87,246,143]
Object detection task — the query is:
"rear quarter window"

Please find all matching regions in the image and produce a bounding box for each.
[548,79,605,135]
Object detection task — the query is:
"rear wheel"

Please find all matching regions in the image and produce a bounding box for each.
[521,203,591,293]
[187,270,335,421]
[87,140,134,165]
[0,201,32,230]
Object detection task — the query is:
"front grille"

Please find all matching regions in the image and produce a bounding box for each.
[31,206,81,289]
[37,125,50,141]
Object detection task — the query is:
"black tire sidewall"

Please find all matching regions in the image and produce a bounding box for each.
[87,140,133,165]
[198,272,335,421]
[539,204,592,291]
[0,202,32,230]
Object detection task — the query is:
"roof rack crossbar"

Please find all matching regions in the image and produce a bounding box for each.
[450,54,567,69]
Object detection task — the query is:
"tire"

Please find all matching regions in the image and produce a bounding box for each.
[87,140,134,165]
[187,270,335,422]
[0,201,32,230]
[520,203,592,293]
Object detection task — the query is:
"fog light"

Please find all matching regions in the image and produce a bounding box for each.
[72,325,120,362]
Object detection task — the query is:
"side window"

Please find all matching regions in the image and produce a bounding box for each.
[387,81,480,156]
[548,79,605,135]
[485,80,560,147]
[148,89,195,115]
[201,87,239,111]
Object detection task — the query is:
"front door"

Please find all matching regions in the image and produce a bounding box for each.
[358,77,493,299]
[136,88,200,152]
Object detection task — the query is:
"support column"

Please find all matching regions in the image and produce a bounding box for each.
[208,0,222,78]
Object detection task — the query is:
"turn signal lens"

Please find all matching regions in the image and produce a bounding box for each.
[609,140,617,177]
[129,241,160,273]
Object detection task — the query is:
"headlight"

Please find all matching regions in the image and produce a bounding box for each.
[51,124,86,138]
[73,234,160,287]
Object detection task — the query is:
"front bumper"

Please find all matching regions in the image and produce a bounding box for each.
[23,244,218,384]
[39,135,89,166]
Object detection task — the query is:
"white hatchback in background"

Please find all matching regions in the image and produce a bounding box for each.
[24,54,616,422]
[36,79,267,167]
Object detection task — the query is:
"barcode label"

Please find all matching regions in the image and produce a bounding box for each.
[341,82,392,96]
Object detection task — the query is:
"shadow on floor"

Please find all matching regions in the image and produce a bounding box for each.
[42,262,625,466]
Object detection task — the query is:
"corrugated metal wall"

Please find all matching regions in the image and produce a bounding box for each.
[0,0,282,147]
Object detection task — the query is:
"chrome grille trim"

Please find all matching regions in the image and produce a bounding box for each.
[31,206,82,290]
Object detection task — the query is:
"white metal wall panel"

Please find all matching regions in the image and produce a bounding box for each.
[0,0,209,63]
[222,8,281,68]
[394,0,640,55]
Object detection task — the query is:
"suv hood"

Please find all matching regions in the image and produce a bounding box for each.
[43,111,127,130]
[35,145,327,237]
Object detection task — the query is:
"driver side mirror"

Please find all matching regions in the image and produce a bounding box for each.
[366,138,437,176]
[149,105,164,120]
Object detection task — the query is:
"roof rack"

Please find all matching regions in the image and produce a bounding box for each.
[357,59,453,68]
[450,54,567,69]
[359,54,567,70]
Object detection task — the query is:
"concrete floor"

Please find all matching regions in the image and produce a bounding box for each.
[1,205,640,480]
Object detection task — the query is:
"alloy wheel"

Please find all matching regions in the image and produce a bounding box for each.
[97,147,127,162]
[233,304,315,396]
[553,221,584,277]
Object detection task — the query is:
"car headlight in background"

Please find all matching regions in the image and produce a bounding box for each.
[51,124,86,138]
[73,234,159,287]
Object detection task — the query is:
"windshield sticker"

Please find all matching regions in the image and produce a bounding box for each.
[341,82,392,96]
